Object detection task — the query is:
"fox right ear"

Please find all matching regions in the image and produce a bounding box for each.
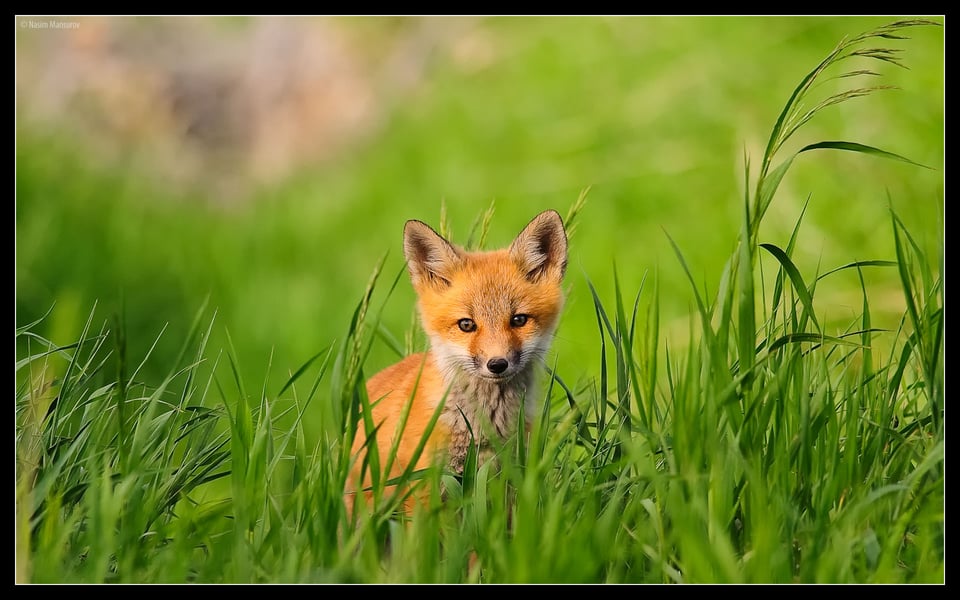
[509,210,568,283]
[403,220,463,288]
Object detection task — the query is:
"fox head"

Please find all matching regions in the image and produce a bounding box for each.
[403,210,568,383]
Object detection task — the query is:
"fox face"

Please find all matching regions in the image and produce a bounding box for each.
[403,210,568,386]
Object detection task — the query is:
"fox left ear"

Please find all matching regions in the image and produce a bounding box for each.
[509,210,568,283]
[404,219,463,289]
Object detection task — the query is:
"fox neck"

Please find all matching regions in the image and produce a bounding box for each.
[432,353,535,475]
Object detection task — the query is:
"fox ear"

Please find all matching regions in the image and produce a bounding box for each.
[403,220,463,288]
[509,210,568,283]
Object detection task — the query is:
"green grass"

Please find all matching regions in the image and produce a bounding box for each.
[15,17,944,398]
[16,18,943,583]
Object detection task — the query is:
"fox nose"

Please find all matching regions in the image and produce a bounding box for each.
[487,357,509,374]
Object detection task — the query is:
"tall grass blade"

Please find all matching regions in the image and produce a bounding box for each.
[798,140,932,169]
[759,244,821,334]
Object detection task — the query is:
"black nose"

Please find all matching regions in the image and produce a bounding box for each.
[487,358,509,374]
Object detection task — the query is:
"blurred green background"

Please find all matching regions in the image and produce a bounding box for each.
[16,17,943,422]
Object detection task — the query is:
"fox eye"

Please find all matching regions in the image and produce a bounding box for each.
[510,314,529,328]
[458,318,477,333]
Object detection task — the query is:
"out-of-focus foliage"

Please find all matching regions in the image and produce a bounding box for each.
[16,16,943,430]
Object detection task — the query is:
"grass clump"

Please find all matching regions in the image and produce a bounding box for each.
[15,19,942,583]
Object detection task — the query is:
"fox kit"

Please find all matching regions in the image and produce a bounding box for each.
[348,210,568,510]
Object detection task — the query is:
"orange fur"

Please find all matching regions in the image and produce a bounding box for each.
[347,210,568,514]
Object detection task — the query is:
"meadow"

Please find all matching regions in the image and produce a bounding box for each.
[15,16,943,583]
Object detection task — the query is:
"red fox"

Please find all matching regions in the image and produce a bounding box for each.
[348,210,568,512]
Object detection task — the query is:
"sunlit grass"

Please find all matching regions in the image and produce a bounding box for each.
[15,18,943,584]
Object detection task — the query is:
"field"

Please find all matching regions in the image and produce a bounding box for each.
[15,16,944,583]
